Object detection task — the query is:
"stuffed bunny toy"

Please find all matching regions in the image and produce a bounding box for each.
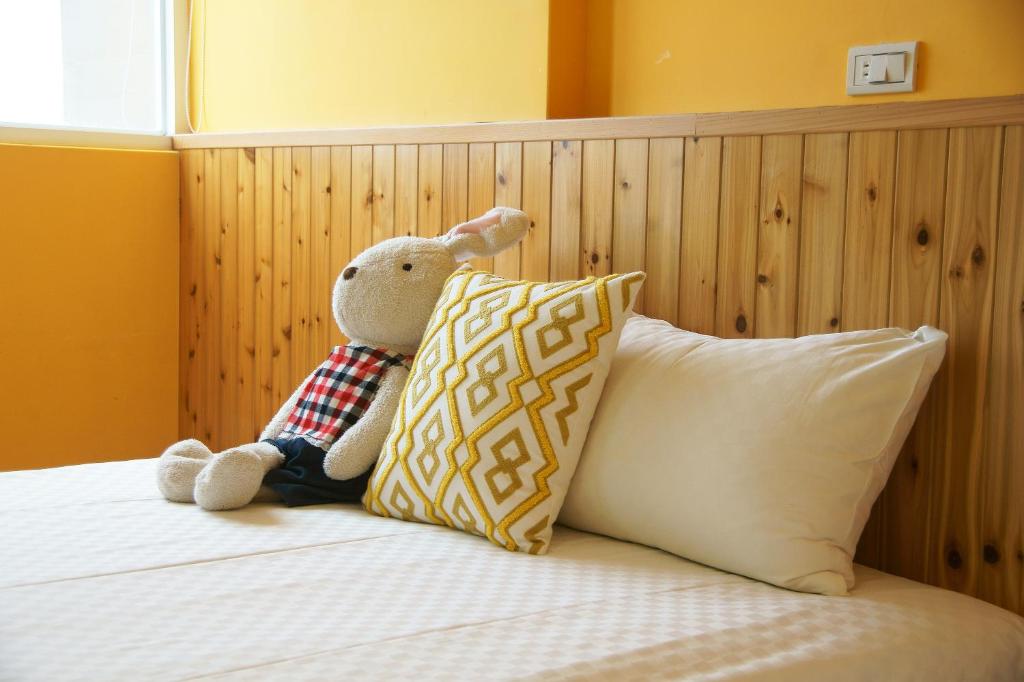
[157,207,530,511]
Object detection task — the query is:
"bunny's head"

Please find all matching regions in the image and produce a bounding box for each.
[332,207,529,355]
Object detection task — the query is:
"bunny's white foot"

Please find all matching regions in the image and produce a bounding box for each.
[194,443,283,511]
[156,439,212,503]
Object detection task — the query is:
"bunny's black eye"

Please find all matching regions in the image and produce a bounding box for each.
[402,263,413,271]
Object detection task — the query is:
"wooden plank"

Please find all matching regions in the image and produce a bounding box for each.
[290,148,312,386]
[236,148,257,442]
[934,126,1003,595]
[442,143,469,236]
[678,136,722,334]
[842,131,898,331]
[980,125,1023,613]
[550,140,582,281]
[754,135,802,338]
[580,139,614,277]
[329,146,352,348]
[644,137,684,324]
[521,141,553,281]
[492,142,523,279]
[218,150,240,447]
[395,144,418,237]
[612,139,649,304]
[201,149,221,447]
[372,144,395,244]
[351,145,373,254]
[270,147,293,409]
[467,142,496,271]
[310,147,333,363]
[417,144,443,238]
[715,136,761,338]
[797,133,849,335]
[253,148,275,431]
[877,128,948,584]
[179,150,204,439]
[172,95,1024,150]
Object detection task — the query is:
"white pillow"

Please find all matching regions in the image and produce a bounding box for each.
[559,315,947,595]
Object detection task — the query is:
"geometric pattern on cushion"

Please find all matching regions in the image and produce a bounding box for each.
[364,267,644,554]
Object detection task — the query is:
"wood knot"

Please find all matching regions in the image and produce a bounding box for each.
[947,547,963,570]
[773,204,784,221]
[950,265,964,279]
[621,180,631,190]
[1018,549,1024,562]
[325,185,331,194]
[425,189,434,201]
[282,325,292,340]
[187,349,195,359]
[244,148,256,163]
[530,220,536,228]
[829,317,839,328]
[971,245,985,266]
[916,225,929,246]
[983,544,1000,564]
[910,456,919,472]
[866,184,877,202]
[560,140,570,149]
[365,189,374,206]
[189,284,197,296]
[195,174,202,184]
[272,347,280,358]
[497,172,506,186]
[219,370,226,381]
[214,255,222,266]
[757,273,768,284]
[590,252,599,265]
[735,314,747,333]
[693,136,700,143]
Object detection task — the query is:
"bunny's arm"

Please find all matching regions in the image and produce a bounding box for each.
[258,368,318,441]
[323,365,410,481]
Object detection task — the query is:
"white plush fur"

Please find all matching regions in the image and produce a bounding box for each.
[156,207,530,511]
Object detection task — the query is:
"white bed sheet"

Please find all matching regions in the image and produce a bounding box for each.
[1,459,1022,681]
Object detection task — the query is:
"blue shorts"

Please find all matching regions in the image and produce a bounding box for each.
[261,437,372,507]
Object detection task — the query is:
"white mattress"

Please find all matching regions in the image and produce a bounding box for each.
[1,459,1022,681]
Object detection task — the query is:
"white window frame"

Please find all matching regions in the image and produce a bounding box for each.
[0,0,187,150]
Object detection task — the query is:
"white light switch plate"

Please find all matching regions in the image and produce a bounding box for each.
[847,41,917,95]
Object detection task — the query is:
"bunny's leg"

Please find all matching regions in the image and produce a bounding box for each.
[194,442,284,511]
[156,439,213,503]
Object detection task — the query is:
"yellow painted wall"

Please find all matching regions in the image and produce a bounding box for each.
[584,0,1024,117]
[0,144,179,471]
[188,0,551,131]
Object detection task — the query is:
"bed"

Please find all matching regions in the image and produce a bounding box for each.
[3,459,1022,681]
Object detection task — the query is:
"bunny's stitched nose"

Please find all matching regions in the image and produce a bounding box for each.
[342,266,358,280]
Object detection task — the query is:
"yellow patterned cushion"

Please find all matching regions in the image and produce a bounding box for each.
[364,268,645,554]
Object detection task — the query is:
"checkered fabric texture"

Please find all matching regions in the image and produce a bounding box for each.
[280,345,409,448]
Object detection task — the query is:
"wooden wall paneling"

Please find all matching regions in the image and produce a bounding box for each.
[372,145,395,244]
[442,143,469,236]
[980,125,1023,612]
[218,150,240,447]
[290,148,312,386]
[467,142,496,271]
[644,138,684,324]
[329,146,353,348]
[351,145,373,254]
[843,130,899,566]
[934,126,1004,594]
[417,144,443,238]
[797,133,849,335]
[202,149,221,446]
[550,140,583,281]
[678,136,722,334]
[612,139,649,308]
[521,141,553,281]
[270,147,293,408]
[754,135,802,338]
[492,142,523,279]
[236,148,257,442]
[878,128,949,583]
[715,135,762,338]
[310,147,333,362]
[253,148,275,430]
[179,150,204,439]
[580,140,614,278]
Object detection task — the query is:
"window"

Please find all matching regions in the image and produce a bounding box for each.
[0,0,168,134]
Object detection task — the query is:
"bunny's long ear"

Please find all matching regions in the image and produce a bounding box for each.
[439,207,530,262]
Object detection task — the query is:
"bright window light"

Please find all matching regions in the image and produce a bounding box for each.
[0,0,166,134]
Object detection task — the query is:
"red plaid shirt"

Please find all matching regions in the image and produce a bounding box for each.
[280,345,410,449]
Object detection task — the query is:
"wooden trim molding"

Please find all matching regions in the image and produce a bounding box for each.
[172,95,1024,149]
